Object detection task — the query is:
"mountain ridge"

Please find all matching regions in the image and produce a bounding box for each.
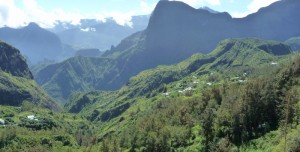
[0,40,61,111]
[67,38,292,113]
[0,40,33,79]
[0,23,68,64]
[35,0,300,102]
[53,15,150,51]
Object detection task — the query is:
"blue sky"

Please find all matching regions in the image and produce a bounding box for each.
[0,0,279,28]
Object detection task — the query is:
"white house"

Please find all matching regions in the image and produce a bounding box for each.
[162,92,170,96]
[184,87,192,91]
[27,115,38,121]
[0,119,5,124]
[193,81,199,84]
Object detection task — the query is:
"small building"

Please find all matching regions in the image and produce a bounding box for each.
[193,81,199,84]
[27,115,38,121]
[184,87,192,91]
[162,92,170,96]
[238,79,247,83]
[0,119,5,124]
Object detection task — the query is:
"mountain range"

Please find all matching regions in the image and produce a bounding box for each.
[0,15,149,64]
[2,0,300,151]
[0,38,298,151]
[0,23,69,64]
[34,0,300,102]
[51,16,150,51]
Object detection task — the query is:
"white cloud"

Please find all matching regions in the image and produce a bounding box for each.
[0,0,84,28]
[24,0,84,27]
[0,0,282,27]
[140,1,156,14]
[247,0,279,13]
[0,0,27,27]
[231,0,279,18]
[231,12,250,18]
[171,0,221,8]
[101,11,135,27]
[0,0,155,28]
[94,1,156,27]
[207,0,221,5]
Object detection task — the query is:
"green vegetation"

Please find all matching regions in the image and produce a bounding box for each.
[2,38,300,151]
[0,40,60,110]
[35,56,118,103]
[0,71,60,110]
[34,31,147,103]
[0,105,98,151]
[0,40,33,79]
[286,37,300,51]
[63,38,300,151]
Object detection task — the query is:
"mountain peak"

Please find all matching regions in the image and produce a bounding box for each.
[26,22,41,29]
[0,40,33,79]
[0,22,65,64]
[153,0,196,14]
[199,6,219,14]
[148,0,231,31]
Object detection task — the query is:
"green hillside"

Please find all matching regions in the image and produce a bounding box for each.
[67,38,292,114]
[2,38,300,151]
[286,37,300,51]
[0,40,60,111]
[2,0,300,151]
[35,56,117,103]
[0,104,99,151]
[0,41,98,151]
[63,38,299,151]
[34,32,148,102]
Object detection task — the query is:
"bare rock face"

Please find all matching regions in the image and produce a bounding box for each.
[0,40,33,79]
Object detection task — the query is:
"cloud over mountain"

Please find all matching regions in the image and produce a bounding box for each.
[0,0,280,28]
[171,0,221,7]
[0,0,154,28]
[232,0,279,17]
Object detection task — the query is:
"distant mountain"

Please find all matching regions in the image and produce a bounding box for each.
[199,6,219,13]
[75,48,102,57]
[35,0,300,102]
[0,23,75,64]
[35,32,147,102]
[51,15,150,51]
[0,40,60,110]
[146,0,300,55]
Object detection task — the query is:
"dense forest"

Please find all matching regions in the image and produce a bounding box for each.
[1,0,300,151]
